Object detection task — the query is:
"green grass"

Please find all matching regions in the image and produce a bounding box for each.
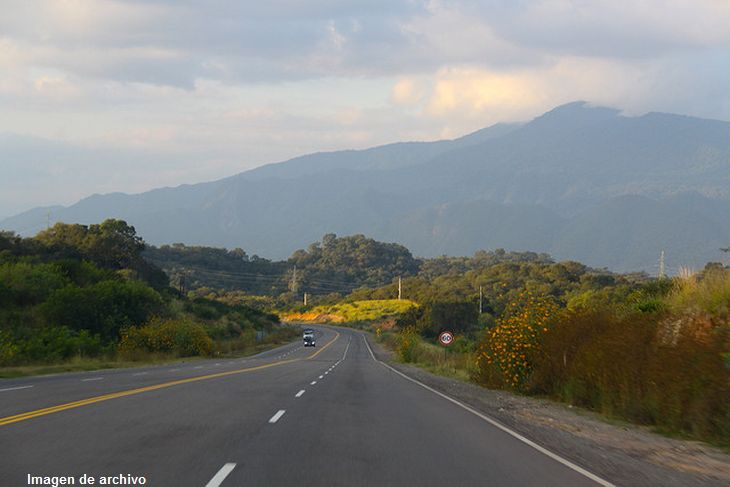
[666,271,730,318]
[377,331,475,382]
[0,330,301,379]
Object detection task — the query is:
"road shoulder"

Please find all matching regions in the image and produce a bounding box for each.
[365,332,730,487]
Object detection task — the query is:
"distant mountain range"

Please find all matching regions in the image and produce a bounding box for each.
[4,101,730,273]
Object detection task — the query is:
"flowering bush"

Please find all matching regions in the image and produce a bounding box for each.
[475,291,558,390]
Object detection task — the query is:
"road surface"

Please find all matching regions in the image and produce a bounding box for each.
[0,326,612,486]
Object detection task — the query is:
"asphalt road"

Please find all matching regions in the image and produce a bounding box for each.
[0,326,612,486]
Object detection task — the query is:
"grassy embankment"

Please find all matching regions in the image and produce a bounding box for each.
[282,299,417,326]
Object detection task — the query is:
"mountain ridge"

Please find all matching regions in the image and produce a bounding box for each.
[3,102,730,273]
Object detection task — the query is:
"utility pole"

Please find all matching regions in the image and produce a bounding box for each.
[303,292,308,306]
[46,211,51,230]
[290,265,299,293]
[398,277,402,300]
[479,285,483,314]
[659,250,666,279]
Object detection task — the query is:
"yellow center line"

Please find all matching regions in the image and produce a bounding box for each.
[307,330,339,360]
[0,330,340,427]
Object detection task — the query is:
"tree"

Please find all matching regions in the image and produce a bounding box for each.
[85,219,145,269]
[419,301,479,338]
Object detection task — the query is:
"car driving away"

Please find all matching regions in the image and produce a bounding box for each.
[302,328,315,347]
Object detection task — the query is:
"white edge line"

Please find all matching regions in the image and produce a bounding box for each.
[363,334,376,361]
[268,409,286,424]
[0,385,34,392]
[81,377,103,382]
[360,333,614,487]
[295,390,305,398]
[205,463,236,487]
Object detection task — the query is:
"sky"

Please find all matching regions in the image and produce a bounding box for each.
[1,0,730,218]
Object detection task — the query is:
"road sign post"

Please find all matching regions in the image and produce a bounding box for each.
[438,331,454,363]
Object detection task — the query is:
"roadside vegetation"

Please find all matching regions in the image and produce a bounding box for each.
[283,299,416,324]
[366,264,730,447]
[0,220,294,376]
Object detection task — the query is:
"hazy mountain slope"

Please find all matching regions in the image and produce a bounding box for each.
[551,194,730,272]
[3,102,730,273]
[240,122,521,181]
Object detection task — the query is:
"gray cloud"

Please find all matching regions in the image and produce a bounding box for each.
[1,0,730,216]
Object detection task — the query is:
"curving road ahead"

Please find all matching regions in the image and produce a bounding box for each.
[0,326,612,486]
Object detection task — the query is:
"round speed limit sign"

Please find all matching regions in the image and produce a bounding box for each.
[438,331,454,347]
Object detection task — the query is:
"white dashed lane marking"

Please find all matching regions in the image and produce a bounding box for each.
[81,377,103,382]
[310,381,317,385]
[268,410,286,424]
[0,385,34,392]
[205,463,236,487]
[295,390,305,398]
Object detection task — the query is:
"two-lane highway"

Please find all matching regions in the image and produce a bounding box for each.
[1,326,612,486]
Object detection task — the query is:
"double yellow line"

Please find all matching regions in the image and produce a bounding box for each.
[0,331,339,427]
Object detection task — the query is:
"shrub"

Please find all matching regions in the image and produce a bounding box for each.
[646,314,730,442]
[397,326,419,363]
[0,262,69,306]
[475,291,559,390]
[0,329,19,366]
[0,327,103,365]
[41,280,163,341]
[536,309,658,417]
[119,317,213,358]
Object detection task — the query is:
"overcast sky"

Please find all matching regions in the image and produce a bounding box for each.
[2,0,730,218]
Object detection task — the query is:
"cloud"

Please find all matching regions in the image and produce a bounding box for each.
[1,0,730,216]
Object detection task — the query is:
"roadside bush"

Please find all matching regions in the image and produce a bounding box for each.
[532,305,730,444]
[0,327,103,365]
[119,317,213,358]
[646,314,730,443]
[41,280,163,341]
[397,326,419,363]
[0,262,69,306]
[0,329,19,366]
[475,291,559,390]
[534,309,658,417]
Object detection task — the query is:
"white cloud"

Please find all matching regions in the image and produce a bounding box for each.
[1,0,730,215]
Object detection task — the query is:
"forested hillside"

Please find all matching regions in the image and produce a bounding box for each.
[0,220,288,371]
[145,233,422,298]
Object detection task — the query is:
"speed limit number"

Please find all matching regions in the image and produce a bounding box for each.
[438,331,454,347]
